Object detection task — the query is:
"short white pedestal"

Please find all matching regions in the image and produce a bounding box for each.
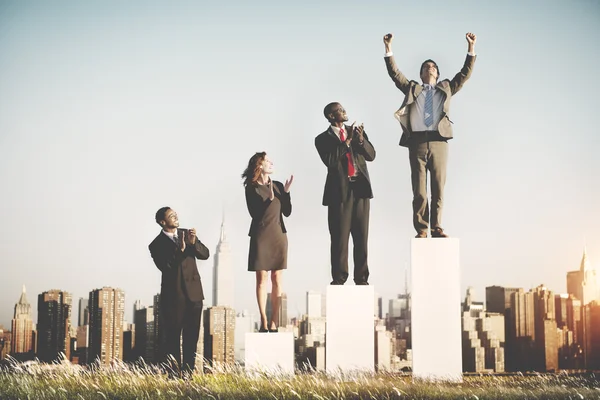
[411,238,462,382]
[245,332,294,375]
[326,285,375,373]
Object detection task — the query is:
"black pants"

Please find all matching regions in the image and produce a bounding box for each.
[327,182,370,285]
[161,297,203,375]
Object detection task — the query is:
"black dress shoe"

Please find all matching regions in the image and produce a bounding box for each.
[258,327,268,333]
[355,282,369,285]
[431,227,449,238]
[268,328,279,333]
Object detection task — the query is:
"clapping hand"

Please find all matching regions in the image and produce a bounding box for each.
[284,175,294,193]
[187,228,197,245]
[353,122,364,143]
[179,231,186,252]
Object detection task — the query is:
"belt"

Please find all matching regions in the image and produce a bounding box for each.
[348,175,359,183]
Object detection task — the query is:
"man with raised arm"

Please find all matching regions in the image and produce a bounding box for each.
[383,32,476,238]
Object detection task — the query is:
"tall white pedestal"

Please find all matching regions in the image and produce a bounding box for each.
[411,238,462,382]
[245,332,294,375]
[326,285,375,373]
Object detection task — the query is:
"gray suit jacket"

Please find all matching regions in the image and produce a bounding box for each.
[385,54,476,147]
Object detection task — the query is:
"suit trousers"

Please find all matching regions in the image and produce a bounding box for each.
[408,138,448,233]
[327,181,370,285]
[161,297,203,376]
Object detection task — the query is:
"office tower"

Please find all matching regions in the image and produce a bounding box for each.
[586,301,600,369]
[462,288,504,373]
[485,285,520,371]
[266,292,288,327]
[213,219,234,307]
[134,306,156,363]
[377,295,383,320]
[78,298,89,327]
[36,289,72,362]
[203,306,236,369]
[122,323,135,363]
[532,285,558,372]
[375,323,395,372]
[306,291,322,318]
[234,310,256,363]
[76,325,89,365]
[88,287,125,365]
[11,285,34,359]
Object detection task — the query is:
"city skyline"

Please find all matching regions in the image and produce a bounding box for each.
[1,1,599,328]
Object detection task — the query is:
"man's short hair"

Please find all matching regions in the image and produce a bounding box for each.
[155,206,171,225]
[323,102,339,121]
[420,59,440,79]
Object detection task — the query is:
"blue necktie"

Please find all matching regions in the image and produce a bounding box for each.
[424,86,434,127]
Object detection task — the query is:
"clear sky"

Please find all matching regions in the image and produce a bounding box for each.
[1,0,599,328]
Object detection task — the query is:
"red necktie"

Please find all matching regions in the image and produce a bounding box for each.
[339,128,355,177]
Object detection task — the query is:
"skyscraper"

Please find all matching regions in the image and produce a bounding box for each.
[78,298,89,327]
[88,287,125,365]
[213,218,234,307]
[266,292,288,327]
[134,306,156,363]
[306,291,322,318]
[37,289,72,362]
[567,247,599,306]
[11,285,34,359]
[532,285,558,372]
[203,306,236,369]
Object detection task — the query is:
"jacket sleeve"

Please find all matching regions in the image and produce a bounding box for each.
[385,55,411,95]
[352,131,376,162]
[276,181,292,217]
[315,134,350,168]
[149,242,185,273]
[189,239,209,260]
[449,54,476,95]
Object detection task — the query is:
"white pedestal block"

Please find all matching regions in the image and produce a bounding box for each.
[411,238,462,382]
[245,332,294,375]
[326,285,375,373]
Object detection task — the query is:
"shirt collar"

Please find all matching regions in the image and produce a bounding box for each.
[330,125,344,135]
[162,229,178,240]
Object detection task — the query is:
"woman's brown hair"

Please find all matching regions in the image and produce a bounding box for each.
[241,152,266,186]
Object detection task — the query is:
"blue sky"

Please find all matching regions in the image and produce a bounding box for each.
[1,0,599,327]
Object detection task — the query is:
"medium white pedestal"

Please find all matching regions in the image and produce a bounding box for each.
[326,285,375,373]
[245,332,294,375]
[411,238,462,382]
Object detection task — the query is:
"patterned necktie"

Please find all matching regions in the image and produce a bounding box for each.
[339,128,356,177]
[424,86,434,127]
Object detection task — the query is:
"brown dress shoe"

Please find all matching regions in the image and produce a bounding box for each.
[431,227,448,238]
[415,231,427,238]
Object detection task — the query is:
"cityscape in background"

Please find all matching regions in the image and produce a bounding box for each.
[1,218,599,373]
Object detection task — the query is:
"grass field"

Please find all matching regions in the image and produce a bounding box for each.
[1,358,600,399]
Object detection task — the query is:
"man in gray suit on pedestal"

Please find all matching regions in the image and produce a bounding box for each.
[384,32,477,238]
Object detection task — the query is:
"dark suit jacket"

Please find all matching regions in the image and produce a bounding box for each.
[245,180,292,236]
[385,54,476,147]
[149,229,209,306]
[315,126,376,205]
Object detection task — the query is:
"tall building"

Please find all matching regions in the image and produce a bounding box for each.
[88,287,125,365]
[213,219,234,307]
[510,288,535,371]
[0,326,11,360]
[203,306,236,369]
[36,289,72,362]
[134,306,156,363]
[11,285,34,359]
[306,291,322,318]
[485,285,520,371]
[462,288,504,373]
[567,247,598,306]
[234,310,256,363]
[266,292,288,327]
[532,285,558,372]
[586,301,600,369]
[78,298,89,327]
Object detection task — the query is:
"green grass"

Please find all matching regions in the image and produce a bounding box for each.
[1,359,600,399]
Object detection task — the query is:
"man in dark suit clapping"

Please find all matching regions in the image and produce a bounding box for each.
[315,103,376,285]
[149,207,209,378]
